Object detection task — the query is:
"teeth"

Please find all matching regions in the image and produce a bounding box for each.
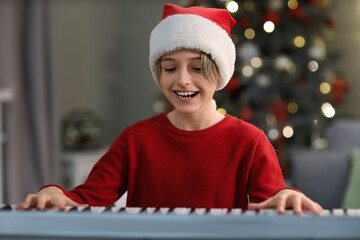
[178,92,192,96]
[175,91,198,99]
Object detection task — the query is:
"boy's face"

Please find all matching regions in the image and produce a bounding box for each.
[159,49,217,114]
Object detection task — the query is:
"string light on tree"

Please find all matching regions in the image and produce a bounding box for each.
[293,36,306,48]
[287,102,298,114]
[268,128,279,141]
[263,21,275,33]
[321,102,336,118]
[320,82,331,94]
[243,0,255,12]
[244,28,256,39]
[242,65,254,77]
[250,57,262,68]
[283,125,294,138]
[308,60,319,72]
[226,0,239,13]
[287,0,299,10]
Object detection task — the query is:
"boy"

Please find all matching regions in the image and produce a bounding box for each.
[18,4,323,214]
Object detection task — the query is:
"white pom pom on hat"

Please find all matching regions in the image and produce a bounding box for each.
[149,4,237,90]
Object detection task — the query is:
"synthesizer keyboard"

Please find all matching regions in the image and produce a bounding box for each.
[0,205,360,240]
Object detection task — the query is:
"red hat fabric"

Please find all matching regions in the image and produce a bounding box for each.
[162,4,236,37]
[149,4,237,90]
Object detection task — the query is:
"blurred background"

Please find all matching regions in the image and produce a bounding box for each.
[0,0,360,209]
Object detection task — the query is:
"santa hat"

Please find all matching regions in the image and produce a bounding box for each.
[149,4,236,90]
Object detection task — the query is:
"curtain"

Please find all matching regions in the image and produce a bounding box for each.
[0,0,59,204]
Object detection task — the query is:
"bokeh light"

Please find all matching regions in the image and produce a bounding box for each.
[250,57,262,68]
[226,1,239,13]
[287,0,298,9]
[263,21,275,33]
[283,126,294,138]
[321,102,336,118]
[294,36,306,48]
[244,28,256,39]
[242,65,254,77]
[287,102,298,114]
[320,82,331,94]
[308,60,319,72]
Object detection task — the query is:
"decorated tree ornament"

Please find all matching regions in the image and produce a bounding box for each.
[225,76,241,92]
[239,17,252,29]
[288,7,305,19]
[325,16,336,28]
[239,107,254,122]
[304,17,316,28]
[263,11,281,25]
[267,98,289,123]
[332,77,348,92]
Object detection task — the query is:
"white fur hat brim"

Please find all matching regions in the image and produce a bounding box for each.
[149,14,236,90]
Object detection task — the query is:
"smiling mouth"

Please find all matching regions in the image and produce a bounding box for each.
[174,91,199,99]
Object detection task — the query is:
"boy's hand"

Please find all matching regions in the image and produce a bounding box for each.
[247,189,324,214]
[16,186,85,211]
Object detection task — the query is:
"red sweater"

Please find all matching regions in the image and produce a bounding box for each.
[55,113,286,209]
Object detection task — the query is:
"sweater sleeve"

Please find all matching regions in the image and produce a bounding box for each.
[247,131,286,203]
[53,129,130,206]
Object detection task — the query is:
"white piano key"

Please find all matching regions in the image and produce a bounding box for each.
[259,209,278,216]
[125,207,142,214]
[194,208,207,215]
[356,209,360,216]
[173,208,191,215]
[346,209,357,216]
[284,210,295,215]
[90,207,105,213]
[159,208,170,214]
[77,206,88,212]
[320,209,331,217]
[332,209,345,216]
[209,208,228,215]
[243,210,257,216]
[145,207,157,214]
[229,208,242,215]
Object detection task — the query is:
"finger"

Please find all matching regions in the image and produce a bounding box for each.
[316,202,324,214]
[301,197,323,214]
[248,199,269,210]
[66,198,81,207]
[16,194,38,210]
[49,197,68,211]
[291,195,303,215]
[276,195,287,214]
[36,193,51,210]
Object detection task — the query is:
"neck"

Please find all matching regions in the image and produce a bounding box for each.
[167,104,225,131]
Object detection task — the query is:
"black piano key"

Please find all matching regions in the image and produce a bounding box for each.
[103,206,114,212]
[116,207,127,213]
[67,206,79,212]
[1,205,13,211]
[80,207,92,212]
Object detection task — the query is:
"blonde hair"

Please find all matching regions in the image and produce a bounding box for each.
[155,52,221,86]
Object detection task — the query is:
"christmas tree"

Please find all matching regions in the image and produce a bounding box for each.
[178,0,349,175]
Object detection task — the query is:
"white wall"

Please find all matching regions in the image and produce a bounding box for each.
[50,0,181,145]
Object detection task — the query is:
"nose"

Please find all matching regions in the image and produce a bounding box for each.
[176,68,191,87]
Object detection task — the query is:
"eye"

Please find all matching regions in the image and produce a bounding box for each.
[164,67,176,72]
[192,67,202,72]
